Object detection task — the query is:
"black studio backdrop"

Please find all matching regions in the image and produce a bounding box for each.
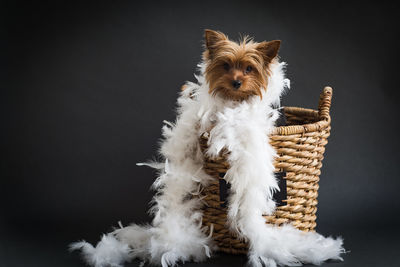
[1,1,400,267]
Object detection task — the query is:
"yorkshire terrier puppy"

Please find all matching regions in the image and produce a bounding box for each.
[71,30,344,267]
[203,29,280,101]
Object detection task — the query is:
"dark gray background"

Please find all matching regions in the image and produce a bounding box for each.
[1,1,399,266]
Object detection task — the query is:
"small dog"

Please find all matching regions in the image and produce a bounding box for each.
[203,29,280,101]
[71,30,344,267]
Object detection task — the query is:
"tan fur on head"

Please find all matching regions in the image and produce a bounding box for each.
[203,29,280,101]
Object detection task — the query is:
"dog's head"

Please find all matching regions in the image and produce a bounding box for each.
[203,29,280,101]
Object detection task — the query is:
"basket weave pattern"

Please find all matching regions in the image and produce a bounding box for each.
[199,87,333,254]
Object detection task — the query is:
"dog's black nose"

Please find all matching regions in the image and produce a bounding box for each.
[232,80,242,89]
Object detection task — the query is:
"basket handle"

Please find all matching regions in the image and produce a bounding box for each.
[318,86,333,122]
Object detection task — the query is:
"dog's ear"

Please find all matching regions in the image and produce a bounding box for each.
[257,40,281,64]
[204,29,227,56]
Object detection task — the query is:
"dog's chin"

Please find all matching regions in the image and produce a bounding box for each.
[212,87,260,102]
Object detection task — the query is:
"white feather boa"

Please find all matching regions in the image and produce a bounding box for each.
[70,61,345,267]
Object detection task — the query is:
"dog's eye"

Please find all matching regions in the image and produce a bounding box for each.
[245,66,253,73]
[223,63,230,71]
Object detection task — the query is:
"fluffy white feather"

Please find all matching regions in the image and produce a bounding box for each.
[69,234,132,267]
[70,60,344,267]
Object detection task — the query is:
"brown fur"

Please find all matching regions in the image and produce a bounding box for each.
[202,29,280,101]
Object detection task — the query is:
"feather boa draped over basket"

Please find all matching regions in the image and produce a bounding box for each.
[70,60,345,267]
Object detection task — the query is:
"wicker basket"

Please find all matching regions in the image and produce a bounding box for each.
[199,87,333,254]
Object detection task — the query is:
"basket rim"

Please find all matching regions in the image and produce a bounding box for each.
[270,87,332,136]
[270,106,329,135]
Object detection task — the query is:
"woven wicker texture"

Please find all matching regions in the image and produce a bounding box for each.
[199,87,333,254]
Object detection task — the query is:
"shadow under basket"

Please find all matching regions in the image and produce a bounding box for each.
[199,87,333,254]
